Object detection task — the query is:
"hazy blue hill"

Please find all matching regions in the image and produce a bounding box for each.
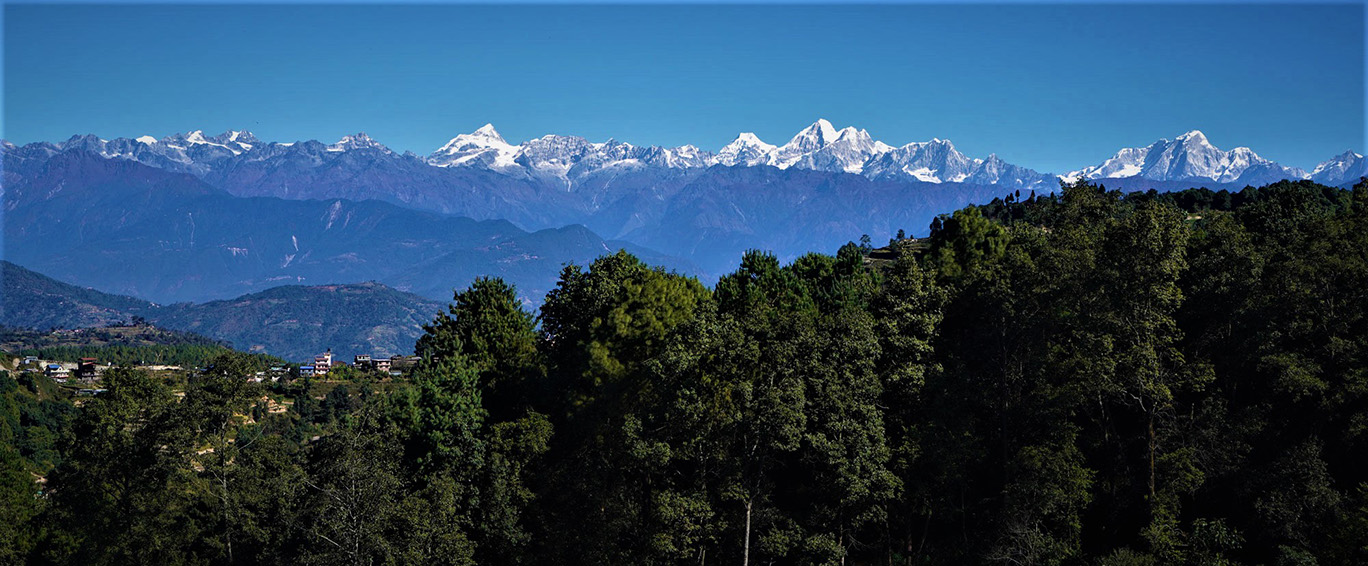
[1,260,443,361]
[385,222,687,300]
[202,150,1046,274]
[622,165,1015,274]
[202,141,588,228]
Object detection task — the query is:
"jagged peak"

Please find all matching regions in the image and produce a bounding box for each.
[730,132,770,146]
[789,119,839,146]
[466,123,508,144]
[329,132,391,153]
[833,126,872,143]
[1176,129,1211,145]
[62,134,105,147]
[719,133,777,159]
[473,123,499,136]
[336,132,373,143]
[908,137,955,150]
[205,130,260,147]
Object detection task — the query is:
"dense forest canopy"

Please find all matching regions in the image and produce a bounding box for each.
[2,178,1366,565]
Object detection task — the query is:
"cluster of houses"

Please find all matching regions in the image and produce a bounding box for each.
[17,349,419,387]
[297,350,417,378]
[28,356,102,383]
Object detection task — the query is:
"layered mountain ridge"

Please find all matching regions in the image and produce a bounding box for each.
[1,151,689,305]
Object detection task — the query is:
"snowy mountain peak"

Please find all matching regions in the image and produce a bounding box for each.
[1310,149,1368,186]
[734,132,768,145]
[471,123,505,143]
[223,130,258,143]
[1074,130,1306,185]
[717,132,779,167]
[335,132,372,144]
[712,121,1052,186]
[773,119,844,168]
[429,124,519,168]
[329,132,391,153]
[1177,129,1209,143]
[832,126,878,147]
[925,137,954,149]
[146,129,255,155]
[794,119,839,146]
[209,130,260,149]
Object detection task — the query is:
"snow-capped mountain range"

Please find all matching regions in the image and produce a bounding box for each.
[425,119,1054,189]
[1310,150,1367,186]
[8,120,1364,190]
[1067,130,1313,186]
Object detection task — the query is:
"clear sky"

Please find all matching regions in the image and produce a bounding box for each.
[4,3,1364,174]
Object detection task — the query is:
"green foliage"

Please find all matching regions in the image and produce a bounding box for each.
[928,206,1008,277]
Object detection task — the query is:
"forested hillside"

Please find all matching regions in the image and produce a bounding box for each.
[0,261,158,329]
[0,324,249,368]
[3,179,1366,565]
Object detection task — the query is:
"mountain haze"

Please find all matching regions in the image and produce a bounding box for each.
[4,151,687,304]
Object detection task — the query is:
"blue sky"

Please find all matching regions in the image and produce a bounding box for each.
[4,3,1363,173]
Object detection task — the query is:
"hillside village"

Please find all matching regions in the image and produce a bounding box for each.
[11,346,420,394]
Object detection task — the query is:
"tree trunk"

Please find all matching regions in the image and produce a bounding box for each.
[743,498,753,566]
[914,509,932,566]
[1147,412,1157,507]
[222,469,233,564]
